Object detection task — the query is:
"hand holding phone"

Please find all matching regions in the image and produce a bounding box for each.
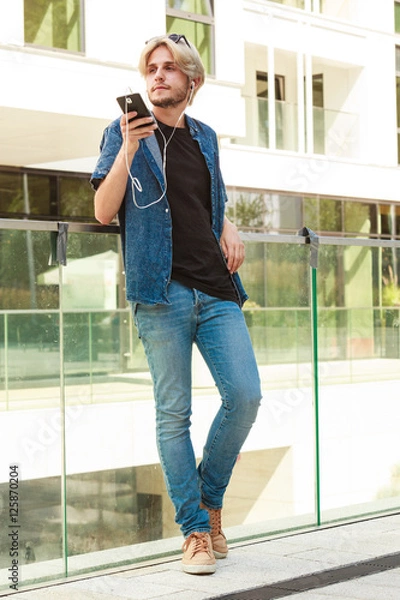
[116,93,154,124]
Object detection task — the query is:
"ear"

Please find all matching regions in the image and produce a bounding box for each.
[191,77,201,90]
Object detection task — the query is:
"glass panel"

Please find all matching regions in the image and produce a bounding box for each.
[256,71,268,99]
[313,107,325,154]
[0,170,94,219]
[344,202,373,236]
[60,232,161,571]
[398,132,400,165]
[317,244,400,520]
[234,96,298,151]
[27,174,55,216]
[239,242,310,309]
[232,241,315,536]
[0,172,24,216]
[226,191,303,234]
[59,176,94,219]
[166,16,212,74]
[0,229,64,588]
[397,73,400,165]
[303,196,318,230]
[0,230,59,311]
[167,0,213,16]
[304,196,342,233]
[257,97,269,147]
[226,190,271,231]
[276,101,297,150]
[382,245,400,306]
[395,2,400,34]
[379,204,393,238]
[60,235,315,574]
[396,206,400,237]
[319,197,342,232]
[2,220,400,588]
[312,106,358,158]
[24,0,82,52]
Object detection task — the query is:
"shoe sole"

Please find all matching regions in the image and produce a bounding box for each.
[182,563,216,575]
[213,549,228,559]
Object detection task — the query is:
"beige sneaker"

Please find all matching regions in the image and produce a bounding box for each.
[182,532,216,574]
[201,503,229,559]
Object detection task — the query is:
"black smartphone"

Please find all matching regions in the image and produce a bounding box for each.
[116,93,153,123]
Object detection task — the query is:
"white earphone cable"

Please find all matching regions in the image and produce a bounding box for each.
[123,84,194,210]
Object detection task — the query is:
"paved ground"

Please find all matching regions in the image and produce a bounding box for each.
[5,513,400,600]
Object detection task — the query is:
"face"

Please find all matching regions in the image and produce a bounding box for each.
[146,45,190,109]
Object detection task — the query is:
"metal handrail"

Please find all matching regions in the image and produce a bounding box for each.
[2,219,400,249]
[0,218,119,234]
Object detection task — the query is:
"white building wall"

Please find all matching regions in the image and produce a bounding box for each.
[219,0,400,201]
[0,0,399,201]
[85,0,166,67]
[0,0,24,45]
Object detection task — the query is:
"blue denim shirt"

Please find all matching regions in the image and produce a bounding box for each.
[91,114,248,307]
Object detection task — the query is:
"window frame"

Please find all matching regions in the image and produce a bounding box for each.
[0,165,94,222]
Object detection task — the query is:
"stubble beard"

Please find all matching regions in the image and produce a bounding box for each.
[150,85,188,109]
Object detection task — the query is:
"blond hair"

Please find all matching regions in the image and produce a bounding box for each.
[138,35,205,105]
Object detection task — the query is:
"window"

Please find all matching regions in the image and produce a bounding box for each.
[395,1,400,34]
[312,74,324,154]
[24,0,84,53]
[344,202,376,236]
[304,196,342,233]
[227,188,386,240]
[166,1,214,75]
[396,47,400,163]
[256,72,285,100]
[59,176,94,218]
[0,167,94,221]
[379,205,393,239]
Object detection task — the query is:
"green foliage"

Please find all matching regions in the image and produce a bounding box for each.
[226,194,270,230]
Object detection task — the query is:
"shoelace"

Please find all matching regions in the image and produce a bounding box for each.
[208,508,223,535]
[183,533,211,557]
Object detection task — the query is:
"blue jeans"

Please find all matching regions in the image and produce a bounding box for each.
[134,281,262,537]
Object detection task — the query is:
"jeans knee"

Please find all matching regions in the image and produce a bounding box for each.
[156,407,192,441]
[228,384,261,425]
[246,390,262,422]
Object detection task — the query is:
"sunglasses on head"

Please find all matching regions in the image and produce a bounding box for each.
[146,33,190,47]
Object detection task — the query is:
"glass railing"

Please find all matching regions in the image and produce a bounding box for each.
[233,98,298,152]
[1,219,399,592]
[312,106,359,158]
[233,97,358,159]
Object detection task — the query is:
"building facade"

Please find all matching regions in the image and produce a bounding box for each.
[1,0,400,239]
[1,0,400,589]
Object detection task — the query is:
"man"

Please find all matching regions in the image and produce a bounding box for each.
[91,34,262,575]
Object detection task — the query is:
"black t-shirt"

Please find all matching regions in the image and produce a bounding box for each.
[155,120,238,304]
